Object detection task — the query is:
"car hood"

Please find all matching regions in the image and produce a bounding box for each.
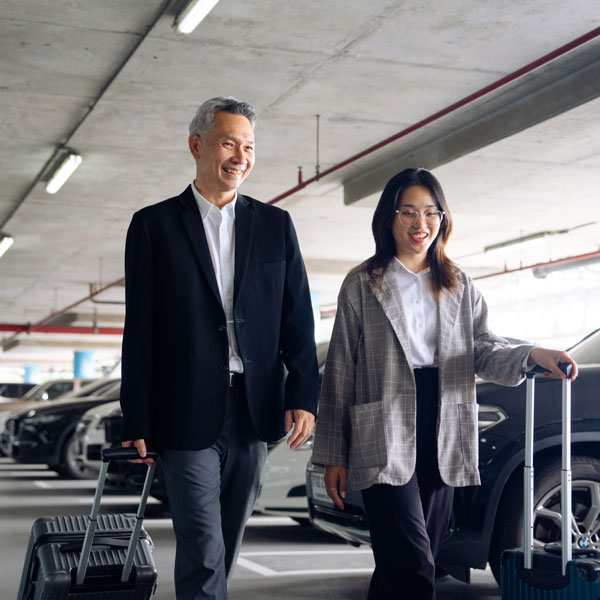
[10,396,118,419]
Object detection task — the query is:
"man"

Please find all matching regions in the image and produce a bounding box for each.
[120,97,319,599]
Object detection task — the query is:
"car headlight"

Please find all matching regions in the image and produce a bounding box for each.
[478,405,507,433]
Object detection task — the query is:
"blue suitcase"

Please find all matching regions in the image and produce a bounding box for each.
[501,365,600,598]
[16,447,159,599]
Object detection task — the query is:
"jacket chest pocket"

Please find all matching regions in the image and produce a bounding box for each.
[256,260,285,295]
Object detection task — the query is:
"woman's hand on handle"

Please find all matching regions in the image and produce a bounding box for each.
[527,347,578,381]
[324,465,347,510]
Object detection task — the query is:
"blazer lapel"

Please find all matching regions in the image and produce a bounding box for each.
[179,187,222,306]
[234,194,254,307]
[371,261,414,369]
[437,277,465,372]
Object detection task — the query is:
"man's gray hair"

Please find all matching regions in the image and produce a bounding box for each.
[189,96,257,137]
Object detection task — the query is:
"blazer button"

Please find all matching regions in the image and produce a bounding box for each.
[218,324,226,331]
[219,365,229,372]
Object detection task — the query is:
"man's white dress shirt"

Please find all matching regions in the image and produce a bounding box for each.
[191,184,243,373]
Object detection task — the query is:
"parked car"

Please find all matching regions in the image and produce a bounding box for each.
[73,400,121,473]
[253,342,329,523]
[0,378,118,454]
[0,377,96,412]
[0,383,120,479]
[72,398,170,502]
[0,382,36,402]
[306,329,600,585]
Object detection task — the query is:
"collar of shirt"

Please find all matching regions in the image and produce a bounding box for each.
[393,257,430,276]
[190,183,237,221]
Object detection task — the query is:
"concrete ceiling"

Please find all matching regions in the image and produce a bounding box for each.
[1,1,599,363]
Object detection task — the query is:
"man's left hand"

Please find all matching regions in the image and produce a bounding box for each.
[285,409,315,449]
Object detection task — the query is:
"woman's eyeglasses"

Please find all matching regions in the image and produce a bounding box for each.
[395,209,444,226]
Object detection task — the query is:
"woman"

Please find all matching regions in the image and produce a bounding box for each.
[311,168,577,600]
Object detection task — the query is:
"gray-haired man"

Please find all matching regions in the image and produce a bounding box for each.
[120,97,319,599]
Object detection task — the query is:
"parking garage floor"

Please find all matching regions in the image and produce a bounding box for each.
[0,458,501,599]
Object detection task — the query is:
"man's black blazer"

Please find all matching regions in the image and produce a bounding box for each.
[120,186,319,450]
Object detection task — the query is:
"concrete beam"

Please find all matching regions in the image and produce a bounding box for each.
[343,41,600,204]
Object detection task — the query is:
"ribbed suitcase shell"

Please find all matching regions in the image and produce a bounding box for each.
[502,550,600,599]
[18,512,157,599]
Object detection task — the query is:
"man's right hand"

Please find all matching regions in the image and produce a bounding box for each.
[324,465,347,510]
[121,439,155,465]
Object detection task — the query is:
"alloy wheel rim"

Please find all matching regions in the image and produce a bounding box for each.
[533,479,600,551]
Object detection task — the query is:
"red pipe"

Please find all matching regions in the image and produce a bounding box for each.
[473,250,600,281]
[0,276,124,346]
[0,324,123,335]
[268,25,600,206]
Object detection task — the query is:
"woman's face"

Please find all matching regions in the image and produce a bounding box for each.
[391,185,442,269]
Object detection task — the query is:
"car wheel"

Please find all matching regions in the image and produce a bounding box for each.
[489,455,600,584]
[56,432,98,480]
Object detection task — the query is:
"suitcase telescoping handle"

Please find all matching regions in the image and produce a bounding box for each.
[523,363,572,575]
[75,447,159,587]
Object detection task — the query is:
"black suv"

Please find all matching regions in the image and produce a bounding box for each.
[307,329,600,584]
[0,385,121,479]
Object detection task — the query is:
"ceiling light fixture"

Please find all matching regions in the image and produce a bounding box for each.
[0,233,14,258]
[45,150,83,194]
[484,231,559,255]
[484,221,596,257]
[172,0,220,36]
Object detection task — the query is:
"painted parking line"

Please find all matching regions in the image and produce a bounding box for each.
[245,516,296,526]
[242,549,372,556]
[237,549,374,577]
[237,556,373,577]
[33,479,96,489]
[33,481,51,488]
[76,495,161,505]
[3,471,55,477]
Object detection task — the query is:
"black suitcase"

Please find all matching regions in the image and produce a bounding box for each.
[17,447,159,599]
[501,364,600,598]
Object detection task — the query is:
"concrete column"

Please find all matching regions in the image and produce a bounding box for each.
[24,365,41,384]
[74,351,95,378]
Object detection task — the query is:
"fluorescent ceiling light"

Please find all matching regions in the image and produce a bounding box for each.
[173,0,220,36]
[533,254,600,279]
[0,233,14,258]
[45,151,82,194]
[484,231,554,255]
[484,222,596,257]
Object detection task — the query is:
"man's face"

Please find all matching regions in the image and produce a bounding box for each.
[189,111,255,200]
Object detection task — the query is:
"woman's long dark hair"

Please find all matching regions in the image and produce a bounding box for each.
[365,168,456,299]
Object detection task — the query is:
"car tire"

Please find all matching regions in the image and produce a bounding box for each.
[489,454,600,584]
[55,432,98,480]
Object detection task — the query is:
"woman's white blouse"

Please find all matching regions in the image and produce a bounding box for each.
[393,257,438,368]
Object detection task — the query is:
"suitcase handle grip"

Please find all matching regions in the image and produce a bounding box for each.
[102,447,160,462]
[527,362,572,378]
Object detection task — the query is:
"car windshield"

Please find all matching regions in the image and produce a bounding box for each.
[568,329,600,365]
